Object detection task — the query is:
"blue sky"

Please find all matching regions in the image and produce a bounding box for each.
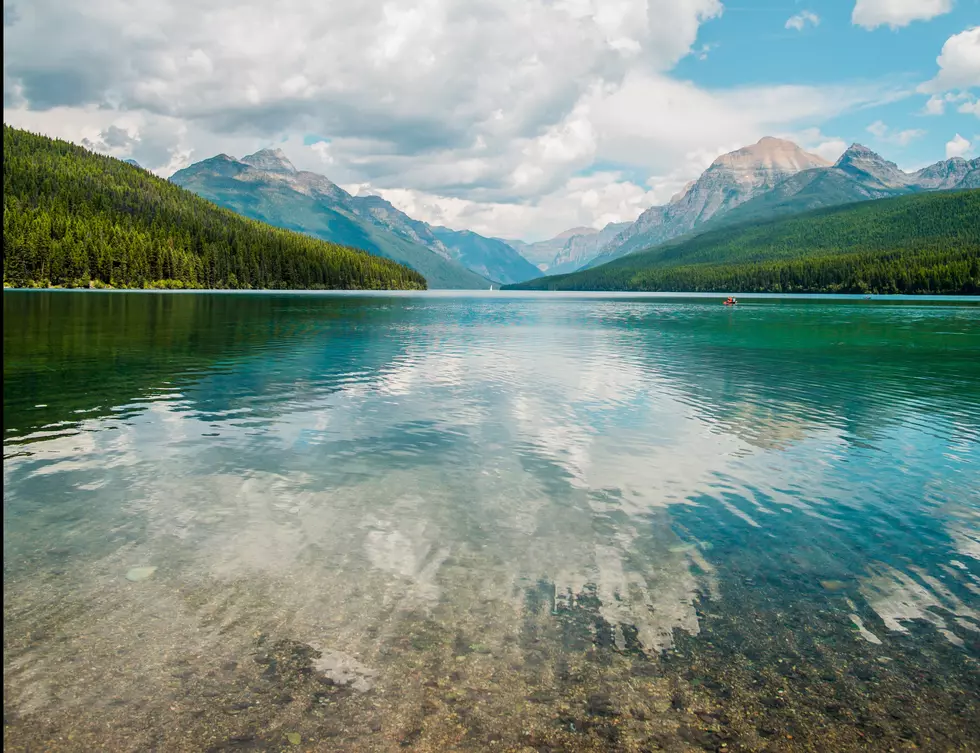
[4,0,979,240]
[674,0,980,170]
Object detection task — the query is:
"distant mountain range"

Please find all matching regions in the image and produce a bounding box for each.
[506,189,980,295]
[171,149,542,289]
[579,138,980,270]
[498,222,630,275]
[170,138,979,289]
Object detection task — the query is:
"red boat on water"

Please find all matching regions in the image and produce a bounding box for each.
[723,296,738,306]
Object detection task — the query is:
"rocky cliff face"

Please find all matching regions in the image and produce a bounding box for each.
[911,157,977,190]
[957,161,980,189]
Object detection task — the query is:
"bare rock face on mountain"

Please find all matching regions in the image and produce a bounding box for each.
[912,157,975,190]
[171,149,541,287]
[956,160,980,189]
[586,137,830,266]
[240,148,297,174]
[548,222,631,274]
[499,223,630,274]
[500,227,595,270]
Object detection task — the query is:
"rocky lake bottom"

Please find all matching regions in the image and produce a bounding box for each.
[4,291,979,752]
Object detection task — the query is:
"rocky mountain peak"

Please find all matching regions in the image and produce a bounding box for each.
[169,153,248,182]
[834,143,908,188]
[710,137,830,173]
[835,143,878,164]
[241,147,296,174]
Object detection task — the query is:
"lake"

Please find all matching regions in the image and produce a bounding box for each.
[3,290,979,752]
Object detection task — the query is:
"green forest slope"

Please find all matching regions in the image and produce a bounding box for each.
[507,190,980,295]
[2,126,426,290]
[173,165,492,289]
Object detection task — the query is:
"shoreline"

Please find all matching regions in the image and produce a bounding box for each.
[4,286,979,303]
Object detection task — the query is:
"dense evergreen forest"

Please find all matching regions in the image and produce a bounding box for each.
[508,190,980,295]
[2,126,427,290]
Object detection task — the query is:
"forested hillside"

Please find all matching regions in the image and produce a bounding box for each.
[2,126,427,290]
[507,190,980,295]
[170,152,497,289]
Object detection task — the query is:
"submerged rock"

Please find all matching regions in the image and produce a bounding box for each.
[125,566,157,582]
[312,648,378,693]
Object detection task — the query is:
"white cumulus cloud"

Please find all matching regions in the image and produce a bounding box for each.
[786,11,819,32]
[945,133,972,158]
[852,0,953,30]
[919,27,980,94]
[0,0,903,239]
[923,96,947,115]
[866,120,926,146]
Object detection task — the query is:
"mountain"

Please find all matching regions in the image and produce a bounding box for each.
[547,222,631,274]
[171,150,539,288]
[589,140,980,268]
[499,222,630,274]
[832,143,910,189]
[426,226,542,284]
[911,157,975,190]
[2,126,426,290]
[506,189,980,295]
[696,146,980,231]
[240,147,296,174]
[499,227,591,270]
[341,191,541,284]
[585,137,830,268]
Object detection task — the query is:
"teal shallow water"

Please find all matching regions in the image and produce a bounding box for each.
[3,291,979,752]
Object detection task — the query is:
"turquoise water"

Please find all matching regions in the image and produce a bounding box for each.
[4,290,979,752]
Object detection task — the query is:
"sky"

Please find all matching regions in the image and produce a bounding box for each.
[4,0,979,242]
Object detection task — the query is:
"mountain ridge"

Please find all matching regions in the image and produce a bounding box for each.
[497,221,630,274]
[583,139,980,269]
[171,151,541,288]
[505,189,980,295]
